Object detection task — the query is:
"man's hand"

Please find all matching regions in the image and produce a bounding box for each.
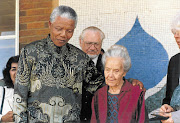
[132,79,146,91]
[1,111,14,122]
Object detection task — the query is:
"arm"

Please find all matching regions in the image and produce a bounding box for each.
[171,110,180,122]
[160,104,180,123]
[0,86,14,122]
[163,56,179,104]
[160,104,174,123]
[84,60,104,94]
[81,60,104,122]
[1,111,14,122]
[160,111,180,123]
[13,48,32,122]
[160,109,180,123]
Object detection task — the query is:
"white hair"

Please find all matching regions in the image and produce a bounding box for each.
[50,5,77,27]
[102,45,131,72]
[171,11,180,33]
[79,26,105,42]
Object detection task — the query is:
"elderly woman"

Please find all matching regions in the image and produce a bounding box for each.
[163,11,180,105]
[0,55,19,122]
[91,45,145,123]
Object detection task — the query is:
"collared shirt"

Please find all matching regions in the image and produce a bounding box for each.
[92,55,99,66]
[13,35,104,123]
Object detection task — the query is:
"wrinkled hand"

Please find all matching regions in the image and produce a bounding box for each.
[160,104,174,123]
[161,113,173,123]
[1,111,14,122]
[132,79,146,91]
[160,104,174,113]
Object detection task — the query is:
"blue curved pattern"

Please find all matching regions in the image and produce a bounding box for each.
[116,17,168,89]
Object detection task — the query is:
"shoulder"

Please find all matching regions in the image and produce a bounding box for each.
[67,43,86,55]
[4,87,14,95]
[66,43,91,60]
[20,38,48,58]
[124,80,144,96]
[94,85,107,96]
[98,54,103,59]
[23,38,47,50]
[0,79,5,87]
[170,53,180,62]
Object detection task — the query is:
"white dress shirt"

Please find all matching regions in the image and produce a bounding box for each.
[0,86,14,121]
[92,56,98,66]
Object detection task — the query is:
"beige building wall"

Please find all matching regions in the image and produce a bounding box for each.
[59,0,180,56]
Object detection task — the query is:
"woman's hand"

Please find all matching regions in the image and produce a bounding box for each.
[160,104,174,113]
[1,111,14,122]
[161,113,173,123]
[160,104,174,123]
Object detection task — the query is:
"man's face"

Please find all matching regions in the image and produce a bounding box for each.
[80,31,102,56]
[173,30,180,48]
[49,16,75,47]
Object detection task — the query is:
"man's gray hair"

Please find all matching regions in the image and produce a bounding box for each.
[50,5,77,27]
[79,26,105,42]
[171,11,180,33]
[102,45,131,72]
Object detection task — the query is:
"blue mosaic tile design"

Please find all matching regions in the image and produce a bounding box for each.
[116,17,169,89]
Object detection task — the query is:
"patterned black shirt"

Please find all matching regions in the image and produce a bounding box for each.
[13,35,104,123]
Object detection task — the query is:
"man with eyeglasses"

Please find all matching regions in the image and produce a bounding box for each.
[79,26,105,74]
[79,26,146,122]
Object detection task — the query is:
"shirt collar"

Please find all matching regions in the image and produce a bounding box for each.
[47,34,68,55]
[92,55,99,66]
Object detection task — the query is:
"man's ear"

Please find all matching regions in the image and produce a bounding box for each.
[48,21,52,29]
[79,39,82,48]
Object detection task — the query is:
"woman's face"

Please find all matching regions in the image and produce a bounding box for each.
[9,63,18,85]
[173,30,180,48]
[104,57,126,87]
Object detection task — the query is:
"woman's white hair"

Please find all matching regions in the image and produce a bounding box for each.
[102,45,131,72]
[50,5,77,27]
[171,11,180,33]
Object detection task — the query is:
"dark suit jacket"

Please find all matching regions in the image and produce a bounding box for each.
[96,54,104,75]
[163,53,180,105]
[80,54,105,122]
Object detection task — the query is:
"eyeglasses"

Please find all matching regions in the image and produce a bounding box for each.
[172,29,180,36]
[83,41,101,48]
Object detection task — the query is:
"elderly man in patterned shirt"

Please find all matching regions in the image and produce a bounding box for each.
[13,5,104,123]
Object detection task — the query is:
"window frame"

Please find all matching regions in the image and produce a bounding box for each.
[0,0,19,55]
